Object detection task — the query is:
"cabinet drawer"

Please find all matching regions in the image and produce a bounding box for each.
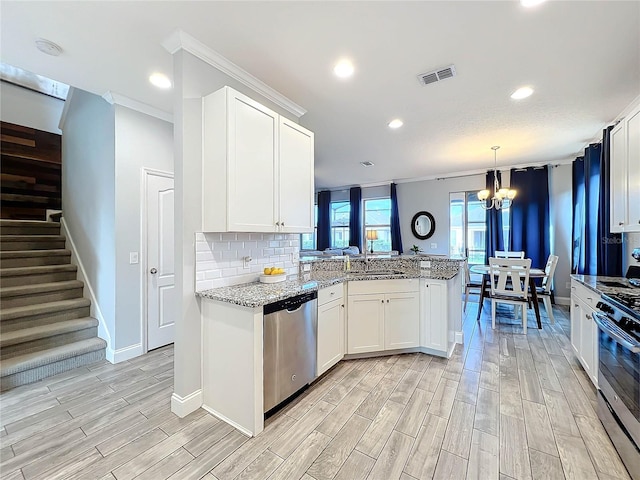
[571,280,601,308]
[348,279,419,295]
[318,283,344,306]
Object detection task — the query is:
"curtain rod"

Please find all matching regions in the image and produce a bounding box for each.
[435,163,562,181]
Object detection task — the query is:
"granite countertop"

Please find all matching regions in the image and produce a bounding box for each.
[571,274,640,318]
[198,268,459,307]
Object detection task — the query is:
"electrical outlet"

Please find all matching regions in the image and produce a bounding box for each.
[430,243,437,249]
[303,263,311,272]
[243,256,252,269]
[129,252,138,264]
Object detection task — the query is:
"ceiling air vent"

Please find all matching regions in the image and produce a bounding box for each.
[360,161,374,167]
[417,64,457,86]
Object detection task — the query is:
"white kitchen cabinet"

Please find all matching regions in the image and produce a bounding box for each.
[570,280,600,387]
[317,284,345,376]
[278,117,314,233]
[347,293,385,354]
[384,292,420,350]
[610,102,640,233]
[347,279,419,354]
[202,86,314,233]
[420,276,462,358]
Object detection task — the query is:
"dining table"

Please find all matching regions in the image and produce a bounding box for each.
[470,264,547,329]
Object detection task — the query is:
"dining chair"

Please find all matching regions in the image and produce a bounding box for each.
[488,257,532,334]
[534,254,559,324]
[463,262,483,312]
[495,250,525,259]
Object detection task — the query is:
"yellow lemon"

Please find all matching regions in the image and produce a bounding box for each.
[264,267,272,275]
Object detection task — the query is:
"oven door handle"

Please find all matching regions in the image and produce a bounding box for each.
[593,312,640,353]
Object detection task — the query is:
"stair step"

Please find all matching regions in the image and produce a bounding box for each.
[0,249,72,267]
[0,298,91,331]
[1,317,98,359]
[1,280,84,309]
[0,338,106,391]
[0,220,61,236]
[0,264,77,287]
[0,235,66,251]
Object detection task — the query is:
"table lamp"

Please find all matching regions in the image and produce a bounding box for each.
[366,230,378,254]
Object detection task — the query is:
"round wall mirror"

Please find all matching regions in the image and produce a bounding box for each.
[411,211,436,240]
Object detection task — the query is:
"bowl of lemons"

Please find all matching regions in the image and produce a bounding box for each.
[259,267,287,283]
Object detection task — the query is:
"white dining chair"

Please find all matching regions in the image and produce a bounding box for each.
[495,250,525,259]
[488,257,532,334]
[534,254,559,324]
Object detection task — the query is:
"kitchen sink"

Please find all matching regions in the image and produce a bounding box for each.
[359,270,406,276]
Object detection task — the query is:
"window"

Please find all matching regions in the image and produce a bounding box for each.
[364,198,391,252]
[330,201,350,248]
[449,191,510,265]
[300,205,317,250]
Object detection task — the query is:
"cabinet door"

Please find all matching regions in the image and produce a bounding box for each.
[227,91,278,232]
[610,121,627,233]
[626,106,640,231]
[579,305,596,379]
[384,292,419,350]
[422,281,447,352]
[347,294,384,354]
[570,297,582,357]
[278,118,314,233]
[317,299,344,376]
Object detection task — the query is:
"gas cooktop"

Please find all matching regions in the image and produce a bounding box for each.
[602,291,640,320]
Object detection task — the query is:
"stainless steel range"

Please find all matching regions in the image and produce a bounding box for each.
[593,294,640,480]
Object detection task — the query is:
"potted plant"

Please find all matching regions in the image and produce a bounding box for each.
[410,245,422,255]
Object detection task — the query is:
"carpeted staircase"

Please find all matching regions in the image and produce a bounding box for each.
[0,220,106,391]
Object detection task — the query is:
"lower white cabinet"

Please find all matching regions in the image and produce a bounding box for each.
[347,279,419,354]
[420,276,462,357]
[570,280,600,387]
[317,284,345,376]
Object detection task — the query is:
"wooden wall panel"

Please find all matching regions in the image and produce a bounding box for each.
[0,121,62,220]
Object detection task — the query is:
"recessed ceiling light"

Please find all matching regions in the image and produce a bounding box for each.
[511,86,534,100]
[35,38,62,56]
[388,119,404,129]
[149,72,172,89]
[360,161,374,167]
[521,0,546,7]
[333,60,354,78]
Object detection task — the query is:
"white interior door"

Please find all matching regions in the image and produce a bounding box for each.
[147,172,175,350]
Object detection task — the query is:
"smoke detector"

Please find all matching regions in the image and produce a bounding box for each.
[417,64,456,86]
[35,38,63,56]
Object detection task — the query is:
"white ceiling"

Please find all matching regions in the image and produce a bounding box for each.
[2,1,639,189]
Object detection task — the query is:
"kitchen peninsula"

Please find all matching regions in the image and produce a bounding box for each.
[197,255,464,436]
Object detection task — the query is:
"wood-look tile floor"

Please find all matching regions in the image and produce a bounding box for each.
[0,301,632,480]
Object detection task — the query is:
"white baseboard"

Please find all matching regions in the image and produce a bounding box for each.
[171,390,203,418]
[106,343,144,364]
[201,404,255,437]
[555,296,570,306]
[61,218,113,361]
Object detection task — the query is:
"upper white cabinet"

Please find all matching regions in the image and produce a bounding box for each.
[203,86,314,233]
[611,102,640,233]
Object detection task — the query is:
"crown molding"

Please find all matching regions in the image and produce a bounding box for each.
[58,86,75,130]
[102,91,173,123]
[162,29,306,118]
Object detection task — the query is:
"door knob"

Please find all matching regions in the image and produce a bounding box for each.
[150,268,158,274]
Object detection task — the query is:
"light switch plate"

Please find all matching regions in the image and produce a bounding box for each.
[129,252,139,264]
[430,243,437,249]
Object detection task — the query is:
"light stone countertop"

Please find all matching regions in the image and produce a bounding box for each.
[197,268,459,308]
[571,274,640,318]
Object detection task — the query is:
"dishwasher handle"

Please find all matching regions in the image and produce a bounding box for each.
[264,291,318,315]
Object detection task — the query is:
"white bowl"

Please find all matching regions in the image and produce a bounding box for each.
[259,274,286,284]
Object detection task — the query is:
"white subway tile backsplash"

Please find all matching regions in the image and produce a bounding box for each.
[195,232,301,291]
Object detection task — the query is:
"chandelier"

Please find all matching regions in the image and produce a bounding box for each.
[478,146,516,210]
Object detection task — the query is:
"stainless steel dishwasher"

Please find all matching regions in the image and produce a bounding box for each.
[263,291,318,413]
